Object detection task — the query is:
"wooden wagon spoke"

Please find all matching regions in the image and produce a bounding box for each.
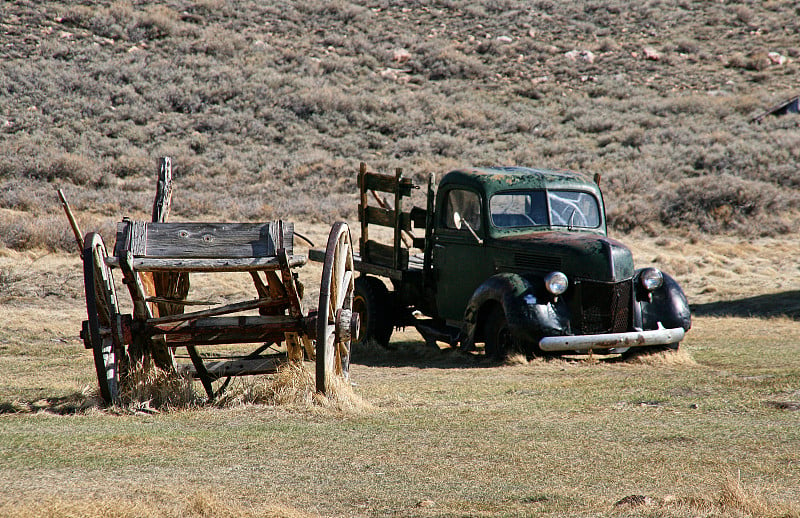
[338,270,353,311]
[316,222,355,394]
[82,232,126,405]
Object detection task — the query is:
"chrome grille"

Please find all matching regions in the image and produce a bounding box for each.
[576,280,632,334]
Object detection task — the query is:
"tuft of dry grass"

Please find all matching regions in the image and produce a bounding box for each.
[119,359,202,411]
[623,347,697,366]
[656,472,800,518]
[215,361,371,414]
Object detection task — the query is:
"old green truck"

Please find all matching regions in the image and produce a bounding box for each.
[334,162,691,359]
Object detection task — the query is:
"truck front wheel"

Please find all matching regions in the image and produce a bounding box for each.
[353,276,394,347]
[484,306,522,360]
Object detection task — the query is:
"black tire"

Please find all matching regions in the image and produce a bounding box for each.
[353,276,394,347]
[483,306,520,360]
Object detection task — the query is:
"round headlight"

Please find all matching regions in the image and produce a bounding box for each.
[544,271,568,296]
[640,268,663,291]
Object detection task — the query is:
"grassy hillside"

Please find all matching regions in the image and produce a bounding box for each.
[1,0,799,251]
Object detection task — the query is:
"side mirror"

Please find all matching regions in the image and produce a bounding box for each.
[452,212,483,245]
[453,211,463,230]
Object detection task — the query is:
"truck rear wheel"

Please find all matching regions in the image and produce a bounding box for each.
[353,276,394,347]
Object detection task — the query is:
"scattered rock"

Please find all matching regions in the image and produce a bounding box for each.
[392,48,411,64]
[768,51,787,65]
[638,400,662,407]
[416,499,436,508]
[689,403,699,409]
[643,46,662,60]
[564,49,595,63]
[496,35,513,43]
[615,495,654,507]
[766,400,800,411]
[380,68,410,84]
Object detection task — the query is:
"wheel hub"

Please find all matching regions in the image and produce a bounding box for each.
[335,308,359,343]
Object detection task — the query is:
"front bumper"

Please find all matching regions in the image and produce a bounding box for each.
[538,322,685,352]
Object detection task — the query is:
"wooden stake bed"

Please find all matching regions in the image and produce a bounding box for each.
[79,157,357,405]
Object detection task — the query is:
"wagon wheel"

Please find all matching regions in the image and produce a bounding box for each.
[83,232,126,405]
[316,222,358,394]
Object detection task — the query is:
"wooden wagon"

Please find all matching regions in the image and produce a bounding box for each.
[78,159,357,404]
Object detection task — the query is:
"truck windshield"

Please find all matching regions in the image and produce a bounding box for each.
[490,190,601,229]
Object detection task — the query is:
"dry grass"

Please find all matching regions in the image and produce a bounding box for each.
[646,473,800,518]
[215,361,372,414]
[119,359,202,411]
[1,358,369,416]
[623,347,698,366]
[2,0,800,252]
[0,491,313,518]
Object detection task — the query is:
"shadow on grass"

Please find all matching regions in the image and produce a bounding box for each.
[691,290,800,320]
[350,337,637,369]
[351,338,495,369]
[0,391,100,415]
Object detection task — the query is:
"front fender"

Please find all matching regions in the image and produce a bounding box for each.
[462,273,569,348]
[637,271,692,332]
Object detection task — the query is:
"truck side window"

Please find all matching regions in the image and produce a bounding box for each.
[444,189,481,231]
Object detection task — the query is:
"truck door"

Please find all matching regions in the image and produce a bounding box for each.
[433,188,491,322]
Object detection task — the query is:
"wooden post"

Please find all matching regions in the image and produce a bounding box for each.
[152,157,173,223]
[393,168,403,270]
[358,162,368,261]
[423,173,436,281]
[56,189,84,255]
[149,156,182,372]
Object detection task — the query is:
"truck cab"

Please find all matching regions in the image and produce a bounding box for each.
[351,164,691,358]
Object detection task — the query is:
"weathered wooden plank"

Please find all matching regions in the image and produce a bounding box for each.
[146,297,290,325]
[361,206,412,231]
[179,356,283,378]
[152,315,299,333]
[352,255,403,280]
[144,221,292,258]
[359,171,415,196]
[105,255,307,272]
[154,315,302,346]
[363,240,408,269]
[278,250,304,318]
[129,220,148,256]
[113,220,294,259]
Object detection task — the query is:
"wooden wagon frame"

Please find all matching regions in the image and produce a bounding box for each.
[76,158,357,405]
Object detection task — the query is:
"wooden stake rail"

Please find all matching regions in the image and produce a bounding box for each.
[78,157,357,405]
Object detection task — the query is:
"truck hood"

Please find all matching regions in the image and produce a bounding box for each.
[492,231,634,282]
